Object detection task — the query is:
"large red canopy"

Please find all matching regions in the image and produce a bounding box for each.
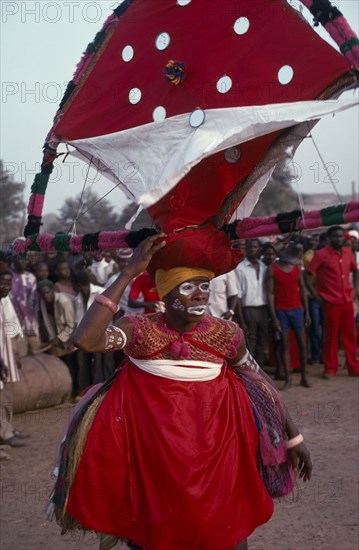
[47,0,354,232]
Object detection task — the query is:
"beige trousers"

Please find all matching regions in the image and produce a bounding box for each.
[0,384,14,441]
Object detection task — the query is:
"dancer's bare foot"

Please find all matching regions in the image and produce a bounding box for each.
[99,533,118,550]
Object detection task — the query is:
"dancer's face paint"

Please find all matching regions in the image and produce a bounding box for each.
[178,281,210,296]
[167,278,210,320]
[171,298,185,311]
[187,305,207,316]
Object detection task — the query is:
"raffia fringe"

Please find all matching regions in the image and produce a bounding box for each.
[56,392,107,532]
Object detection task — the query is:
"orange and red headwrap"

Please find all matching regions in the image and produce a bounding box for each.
[155,267,214,299]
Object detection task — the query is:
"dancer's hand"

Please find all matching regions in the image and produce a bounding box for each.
[288,442,312,482]
[123,234,166,279]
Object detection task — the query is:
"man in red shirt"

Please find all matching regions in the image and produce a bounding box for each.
[128,271,164,314]
[266,244,311,389]
[305,226,359,378]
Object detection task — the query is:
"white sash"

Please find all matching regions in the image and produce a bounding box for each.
[129,357,223,381]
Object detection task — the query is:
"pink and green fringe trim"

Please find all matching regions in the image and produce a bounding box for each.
[300,0,359,68]
[13,202,359,254]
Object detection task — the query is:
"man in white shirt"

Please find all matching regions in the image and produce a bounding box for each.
[235,239,268,367]
[72,273,104,326]
[104,248,139,315]
[207,271,238,320]
[72,271,115,387]
[89,250,116,286]
[0,264,29,451]
[37,280,79,399]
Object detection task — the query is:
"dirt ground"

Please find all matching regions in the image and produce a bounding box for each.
[0,362,358,550]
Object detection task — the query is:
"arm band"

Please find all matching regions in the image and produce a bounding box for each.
[233,349,259,373]
[104,325,127,351]
[286,433,304,449]
[95,294,119,314]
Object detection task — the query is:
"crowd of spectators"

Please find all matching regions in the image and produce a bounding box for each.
[0,225,358,458]
[204,226,359,387]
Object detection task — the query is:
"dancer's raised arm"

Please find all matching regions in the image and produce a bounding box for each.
[73,234,165,352]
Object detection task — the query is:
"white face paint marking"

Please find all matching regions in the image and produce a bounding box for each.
[172,298,185,311]
[187,306,207,316]
[178,281,210,296]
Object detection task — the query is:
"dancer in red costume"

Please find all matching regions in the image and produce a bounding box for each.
[51,235,312,550]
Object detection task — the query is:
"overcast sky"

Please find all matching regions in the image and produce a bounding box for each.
[1,0,358,220]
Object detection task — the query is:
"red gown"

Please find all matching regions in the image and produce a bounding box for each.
[66,313,273,550]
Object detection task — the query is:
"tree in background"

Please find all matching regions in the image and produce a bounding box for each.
[117,203,154,230]
[48,190,121,234]
[252,160,300,217]
[0,160,25,247]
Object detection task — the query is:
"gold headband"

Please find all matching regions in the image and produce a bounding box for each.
[155,267,215,299]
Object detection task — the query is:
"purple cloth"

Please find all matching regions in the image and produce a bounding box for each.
[10,272,39,336]
[234,370,295,498]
